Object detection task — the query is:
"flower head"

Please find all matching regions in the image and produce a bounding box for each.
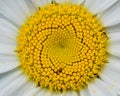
[0,0,120,96]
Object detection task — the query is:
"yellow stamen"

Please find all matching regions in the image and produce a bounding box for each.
[17,3,108,92]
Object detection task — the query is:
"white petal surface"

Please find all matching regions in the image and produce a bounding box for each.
[106,56,120,73]
[0,18,18,45]
[55,0,69,4]
[0,36,16,45]
[0,0,31,25]
[0,26,17,40]
[108,31,120,42]
[88,78,113,96]
[100,0,120,27]
[84,0,117,14]
[0,70,22,89]
[0,44,16,55]
[101,74,120,95]
[80,88,91,96]
[106,24,120,33]
[53,91,78,96]
[71,0,84,5]
[108,42,120,57]
[0,75,27,96]
[36,89,50,96]
[11,81,40,96]
[0,54,17,61]
[0,60,19,73]
[100,63,120,95]
[65,91,78,96]
[102,56,120,77]
[32,0,51,8]
[0,18,18,32]
[25,0,37,14]
[21,83,40,96]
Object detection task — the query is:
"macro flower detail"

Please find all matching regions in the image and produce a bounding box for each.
[17,4,108,91]
[0,0,120,96]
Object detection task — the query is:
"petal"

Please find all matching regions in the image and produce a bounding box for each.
[100,56,120,95]
[80,88,91,96]
[102,56,120,77]
[106,56,120,73]
[0,60,19,73]
[0,44,16,55]
[25,0,37,14]
[11,81,40,96]
[100,0,120,27]
[71,0,84,5]
[66,91,78,96]
[108,42,120,57]
[101,74,120,95]
[0,26,17,40]
[0,18,18,32]
[0,18,17,47]
[36,89,50,96]
[0,0,31,25]
[84,0,117,14]
[31,0,51,8]
[0,69,22,89]
[88,78,113,96]
[55,91,78,96]
[0,36,16,45]
[108,32,120,42]
[20,83,40,96]
[55,0,69,4]
[106,24,120,42]
[0,75,27,96]
[0,54,17,62]
[106,23,120,33]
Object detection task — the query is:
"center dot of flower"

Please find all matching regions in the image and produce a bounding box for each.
[16,3,108,92]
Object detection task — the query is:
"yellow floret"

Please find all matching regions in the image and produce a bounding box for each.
[17,3,108,92]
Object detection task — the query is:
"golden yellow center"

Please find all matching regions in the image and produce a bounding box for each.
[17,3,108,92]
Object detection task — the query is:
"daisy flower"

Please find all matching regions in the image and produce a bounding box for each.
[0,0,120,96]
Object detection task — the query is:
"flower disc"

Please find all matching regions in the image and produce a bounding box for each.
[17,3,108,91]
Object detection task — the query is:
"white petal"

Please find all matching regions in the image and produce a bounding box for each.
[0,75,27,96]
[66,91,78,96]
[54,91,78,96]
[84,0,117,14]
[0,36,16,45]
[20,83,40,96]
[0,44,16,55]
[101,64,120,80]
[36,89,51,96]
[108,32,120,42]
[101,74,120,95]
[31,0,51,8]
[71,0,84,5]
[80,88,91,96]
[88,78,113,96]
[108,42,120,57]
[106,24,120,33]
[0,69,22,89]
[106,56,120,73]
[0,18,18,32]
[100,0,120,27]
[55,0,69,4]
[100,64,120,95]
[0,54,17,61]
[0,0,31,25]
[0,60,19,73]
[12,81,39,96]
[0,26,17,39]
[25,0,37,14]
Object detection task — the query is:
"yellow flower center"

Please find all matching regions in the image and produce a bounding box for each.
[17,3,108,92]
